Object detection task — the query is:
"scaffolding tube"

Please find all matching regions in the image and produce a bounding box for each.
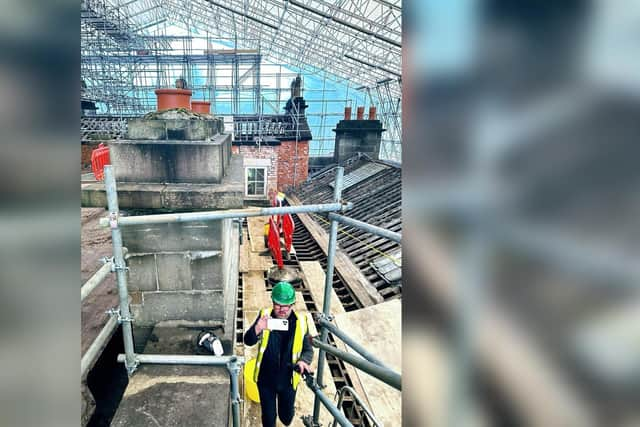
[104,166,137,374]
[81,248,128,301]
[99,202,353,227]
[327,212,401,243]
[81,315,119,378]
[313,167,344,424]
[116,354,245,365]
[329,212,402,243]
[81,261,112,301]
[312,338,401,391]
[228,358,241,427]
[116,354,245,427]
[332,386,381,427]
[317,316,389,370]
[303,375,354,427]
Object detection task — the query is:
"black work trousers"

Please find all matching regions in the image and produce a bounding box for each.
[257,381,296,427]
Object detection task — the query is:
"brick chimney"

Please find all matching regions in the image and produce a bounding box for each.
[332,105,385,162]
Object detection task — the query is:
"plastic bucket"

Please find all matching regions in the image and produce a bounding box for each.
[244,358,260,402]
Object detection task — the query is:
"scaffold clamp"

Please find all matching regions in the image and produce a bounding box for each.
[108,211,118,229]
[100,255,114,265]
[111,262,129,273]
[314,312,333,323]
[106,308,134,324]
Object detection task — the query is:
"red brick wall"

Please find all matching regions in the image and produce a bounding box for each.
[232,141,309,195]
[277,140,309,191]
[232,145,278,197]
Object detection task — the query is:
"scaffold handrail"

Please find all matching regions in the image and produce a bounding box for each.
[98,201,353,227]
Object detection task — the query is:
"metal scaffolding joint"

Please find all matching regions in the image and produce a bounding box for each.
[111,262,129,273]
[125,358,140,375]
[313,311,334,322]
[106,307,134,324]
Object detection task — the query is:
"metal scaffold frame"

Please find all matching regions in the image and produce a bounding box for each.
[80,0,402,161]
[89,165,402,426]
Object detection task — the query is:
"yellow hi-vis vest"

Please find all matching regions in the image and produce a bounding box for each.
[253,308,307,390]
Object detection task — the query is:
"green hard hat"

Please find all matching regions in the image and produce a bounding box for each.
[272,281,295,305]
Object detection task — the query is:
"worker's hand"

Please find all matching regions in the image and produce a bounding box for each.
[295,361,312,376]
[254,315,269,335]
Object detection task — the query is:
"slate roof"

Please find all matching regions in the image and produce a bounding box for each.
[292,154,401,300]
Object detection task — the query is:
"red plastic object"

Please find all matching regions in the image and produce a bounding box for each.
[268,217,283,269]
[191,100,211,114]
[282,214,295,253]
[91,143,110,181]
[154,88,192,110]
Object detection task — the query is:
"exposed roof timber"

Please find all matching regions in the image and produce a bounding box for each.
[287,0,401,48]
[204,0,279,30]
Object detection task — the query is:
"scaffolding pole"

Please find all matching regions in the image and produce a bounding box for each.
[312,167,344,424]
[99,201,352,227]
[316,315,389,369]
[81,261,113,301]
[116,354,244,427]
[104,166,137,374]
[327,212,401,243]
[302,374,354,427]
[312,339,401,391]
[81,315,119,378]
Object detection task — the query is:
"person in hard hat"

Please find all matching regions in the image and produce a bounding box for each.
[244,281,313,427]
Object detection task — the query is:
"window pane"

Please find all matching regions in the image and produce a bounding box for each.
[256,169,264,180]
[255,181,265,195]
[247,168,255,180]
[247,182,256,195]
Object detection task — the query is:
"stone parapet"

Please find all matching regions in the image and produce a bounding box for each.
[109,133,231,184]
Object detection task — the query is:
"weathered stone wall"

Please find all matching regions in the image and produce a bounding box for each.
[110,134,231,184]
[122,219,231,326]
